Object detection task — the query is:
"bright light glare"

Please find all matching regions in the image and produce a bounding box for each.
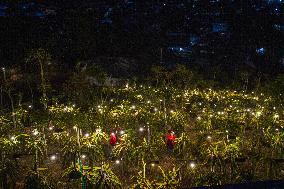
[96,128,101,133]
[50,155,56,161]
[190,162,196,168]
[33,129,39,136]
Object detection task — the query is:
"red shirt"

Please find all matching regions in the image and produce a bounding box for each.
[110,133,117,146]
[167,134,176,144]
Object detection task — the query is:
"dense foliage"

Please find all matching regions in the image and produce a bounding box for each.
[1,81,284,188]
[0,49,284,188]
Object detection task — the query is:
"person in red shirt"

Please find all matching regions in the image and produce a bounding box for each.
[166,130,176,152]
[109,133,117,146]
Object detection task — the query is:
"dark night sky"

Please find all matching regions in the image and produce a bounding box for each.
[0,0,283,74]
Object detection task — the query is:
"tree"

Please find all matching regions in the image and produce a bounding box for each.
[25,49,53,109]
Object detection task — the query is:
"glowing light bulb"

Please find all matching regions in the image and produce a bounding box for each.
[139,127,144,132]
[120,130,125,135]
[81,154,86,159]
[33,129,39,136]
[96,128,101,133]
[84,133,90,137]
[151,163,155,167]
[10,136,15,141]
[190,162,196,168]
[115,160,120,164]
[50,155,56,161]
